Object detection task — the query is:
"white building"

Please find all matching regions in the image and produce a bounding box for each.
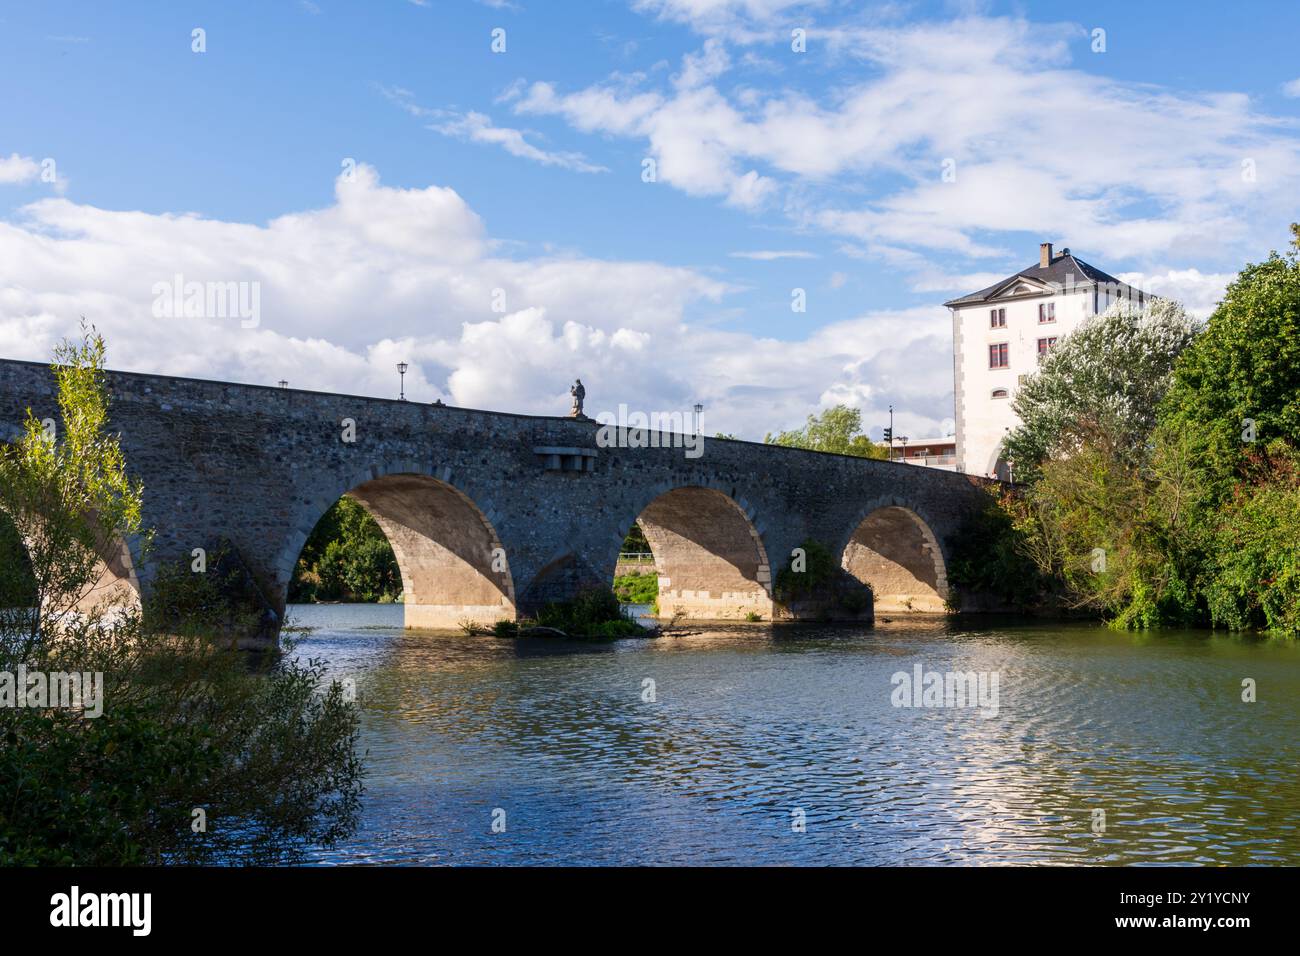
[883,435,957,471]
[945,243,1145,480]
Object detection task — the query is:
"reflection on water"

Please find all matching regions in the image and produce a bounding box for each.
[289,604,1300,866]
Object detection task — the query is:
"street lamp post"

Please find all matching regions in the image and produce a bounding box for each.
[397,362,408,401]
[693,402,703,434]
[278,380,288,389]
[887,404,894,462]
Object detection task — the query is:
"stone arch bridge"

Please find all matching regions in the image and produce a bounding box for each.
[0,359,998,641]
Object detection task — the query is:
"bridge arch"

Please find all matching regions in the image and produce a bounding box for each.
[609,482,773,621]
[278,463,516,630]
[838,498,949,614]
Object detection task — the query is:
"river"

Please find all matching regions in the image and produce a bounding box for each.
[290,604,1300,866]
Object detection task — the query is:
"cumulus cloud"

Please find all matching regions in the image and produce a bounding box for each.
[0,154,42,185]
[0,163,948,438]
[513,16,1300,274]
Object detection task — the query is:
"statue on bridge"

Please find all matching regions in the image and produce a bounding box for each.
[569,379,586,418]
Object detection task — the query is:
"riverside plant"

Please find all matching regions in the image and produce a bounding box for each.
[0,327,364,865]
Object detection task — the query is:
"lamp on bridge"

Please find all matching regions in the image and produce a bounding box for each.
[278,380,288,389]
[397,362,409,401]
[693,402,703,434]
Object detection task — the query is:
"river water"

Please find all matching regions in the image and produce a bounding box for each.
[290,604,1300,866]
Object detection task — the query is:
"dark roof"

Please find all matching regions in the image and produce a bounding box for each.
[943,250,1127,307]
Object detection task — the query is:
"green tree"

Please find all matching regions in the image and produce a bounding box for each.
[765,405,888,459]
[0,327,363,864]
[291,496,401,602]
[1201,443,1300,632]
[1003,298,1198,482]
[1159,231,1300,497]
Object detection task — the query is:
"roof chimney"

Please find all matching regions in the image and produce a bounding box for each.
[1039,242,1053,268]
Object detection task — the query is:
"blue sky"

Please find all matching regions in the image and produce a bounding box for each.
[3,0,1299,440]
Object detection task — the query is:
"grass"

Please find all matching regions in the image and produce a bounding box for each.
[613,570,659,604]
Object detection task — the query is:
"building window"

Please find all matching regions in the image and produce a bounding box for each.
[1038,301,1056,323]
[1037,336,1057,359]
[991,388,1008,399]
[989,343,1009,368]
[989,307,1006,328]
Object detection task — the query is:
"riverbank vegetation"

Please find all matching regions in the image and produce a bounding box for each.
[952,227,1300,633]
[473,588,649,640]
[0,329,363,864]
[290,497,401,603]
[613,569,658,605]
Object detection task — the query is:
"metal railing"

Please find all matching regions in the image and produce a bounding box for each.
[900,454,958,467]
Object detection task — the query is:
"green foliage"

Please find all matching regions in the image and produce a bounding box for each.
[290,496,401,603]
[773,538,872,613]
[0,509,35,610]
[0,324,146,654]
[1003,298,1198,482]
[613,570,659,604]
[945,486,1050,610]
[765,405,888,459]
[534,588,644,638]
[1159,242,1300,497]
[0,327,363,864]
[1202,446,1300,633]
[1006,425,1206,627]
[773,538,839,602]
[620,521,650,554]
[145,541,279,641]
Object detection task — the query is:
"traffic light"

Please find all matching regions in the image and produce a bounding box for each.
[883,427,892,443]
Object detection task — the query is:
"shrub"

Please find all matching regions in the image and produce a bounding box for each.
[0,327,363,865]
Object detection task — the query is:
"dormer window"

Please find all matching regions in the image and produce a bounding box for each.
[1038,302,1056,323]
[989,308,1006,328]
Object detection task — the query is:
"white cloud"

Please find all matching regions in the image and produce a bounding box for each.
[1282,78,1300,98]
[384,88,607,174]
[0,154,41,185]
[728,249,815,259]
[513,16,1300,273]
[0,164,950,438]
[633,0,829,38]
[1116,268,1233,319]
[430,110,609,174]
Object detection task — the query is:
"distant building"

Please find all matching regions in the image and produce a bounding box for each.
[945,242,1145,480]
[882,435,957,471]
